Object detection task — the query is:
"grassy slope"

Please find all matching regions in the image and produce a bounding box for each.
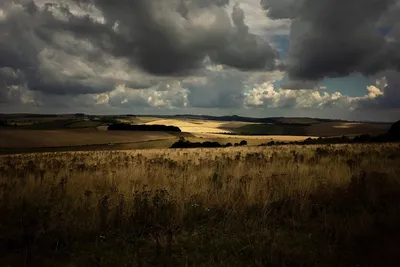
[64,121,104,128]
[21,119,78,129]
[307,122,391,137]
[235,122,392,137]
[235,124,308,135]
[1,144,400,266]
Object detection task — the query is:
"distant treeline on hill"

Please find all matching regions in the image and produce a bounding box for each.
[108,123,181,132]
[261,121,400,146]
[170,138,247,148]
[151,114,347,124]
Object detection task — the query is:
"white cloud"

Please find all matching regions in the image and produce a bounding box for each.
[231,0,291,38]
[96,83,189,109]
[366,85,384,98]
[244,82,384,110]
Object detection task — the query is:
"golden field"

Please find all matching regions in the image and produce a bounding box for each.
[144,118,256,133]
[1,143,400,266]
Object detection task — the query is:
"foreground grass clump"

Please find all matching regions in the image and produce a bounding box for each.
[1,144,400,266]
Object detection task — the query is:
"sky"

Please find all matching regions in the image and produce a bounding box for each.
[1,0,400,121]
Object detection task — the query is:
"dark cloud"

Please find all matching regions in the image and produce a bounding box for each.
[74,0,278,75]
[0,0,115,96]
[0,0,278,99]
[209,3,278,70]
[260,0,302,19]
[262,0,400,86]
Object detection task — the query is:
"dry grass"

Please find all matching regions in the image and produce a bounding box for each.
[1,143,400,266]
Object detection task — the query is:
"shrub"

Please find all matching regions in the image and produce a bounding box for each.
[170,139,222,148]
[225,143,233,147]
[239,140,248,146]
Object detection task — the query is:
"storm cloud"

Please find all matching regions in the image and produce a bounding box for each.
[1,0,399,119]
[72,0,279,74]
[262,0,400,81]
[0,0,280,99]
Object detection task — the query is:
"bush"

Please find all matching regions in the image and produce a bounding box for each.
[170,138,222,148]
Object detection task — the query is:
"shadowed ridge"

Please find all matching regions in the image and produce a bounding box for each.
[388,120,400,140]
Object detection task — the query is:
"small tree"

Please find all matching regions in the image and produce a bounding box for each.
[239,140,247,146]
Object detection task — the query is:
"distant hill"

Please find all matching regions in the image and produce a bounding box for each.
[0,113,395,137]
[108,123,181,132]
[164,115,346,125]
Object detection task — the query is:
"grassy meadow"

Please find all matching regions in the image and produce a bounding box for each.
[1,143,400,266]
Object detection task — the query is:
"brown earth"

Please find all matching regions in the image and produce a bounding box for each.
[0,129,179,148]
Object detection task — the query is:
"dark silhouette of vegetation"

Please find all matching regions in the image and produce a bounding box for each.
[232,141,248,147]
[171,138,247,148]
[239,140,248,146]
[0,120,7,126]
[388,120,400,139]
[109,123,181,132]
[100,117,120,125]
[171,138,222,148]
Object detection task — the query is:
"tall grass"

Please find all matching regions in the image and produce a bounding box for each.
[1,144,400,266]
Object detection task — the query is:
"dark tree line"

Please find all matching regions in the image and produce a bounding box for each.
[108,123,181,132]
[170,138,247,148]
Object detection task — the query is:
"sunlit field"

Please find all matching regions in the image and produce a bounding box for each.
[1,143,400,266]
[145,119,246,133]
